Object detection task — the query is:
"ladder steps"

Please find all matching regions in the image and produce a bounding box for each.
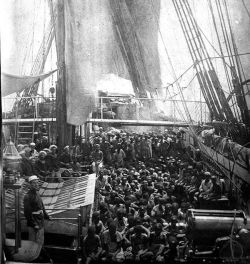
[17,121,33,133]
[17,120,34,144]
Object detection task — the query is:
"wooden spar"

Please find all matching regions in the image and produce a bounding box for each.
[208,69,235,121]
[55,0,73,148]
[86,118,192,127]
[196,72,214,119]
[197,71,219,120]
[231,66,250,126]
[203,71,224,120]
[2,118,56,124]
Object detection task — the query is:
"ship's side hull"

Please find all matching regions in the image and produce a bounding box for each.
[183,129,250,214]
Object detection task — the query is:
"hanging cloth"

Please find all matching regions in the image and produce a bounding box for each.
[1,70,57,97]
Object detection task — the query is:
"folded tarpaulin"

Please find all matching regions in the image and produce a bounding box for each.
[1,69,57,97]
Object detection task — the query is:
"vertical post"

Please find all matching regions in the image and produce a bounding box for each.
[0,174,5,261]
[136,103,139,120]
[15,188,21,252]
[56,0,73,148]
[205,104,207,122]
[16,96,19,119]
[17,188,21,248]
[35,96,38,118]
[89,112,92,134]
[173,101,176,121]
[200,101,202,123]
[15,97,19,145]
[15,189,18,252]
[77,213,82,251]
[76,212,82,264]
[79,125,82,150]
[84,122,88,142]
[100,97,103,119]
[48,122,51,144]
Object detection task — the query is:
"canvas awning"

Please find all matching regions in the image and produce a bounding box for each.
[1,69,57,97]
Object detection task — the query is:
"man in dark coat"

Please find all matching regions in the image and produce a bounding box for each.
[23,175,50,245]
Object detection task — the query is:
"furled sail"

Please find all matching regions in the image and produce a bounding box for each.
[118,0,162,95]
[54,0,127,125]
[53,0,162,125]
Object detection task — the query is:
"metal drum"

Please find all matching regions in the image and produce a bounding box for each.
[186,209,248,245]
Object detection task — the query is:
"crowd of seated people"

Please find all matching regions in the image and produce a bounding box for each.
[78,129,227,263]
[17,142,81,181]
[13,128,228,263]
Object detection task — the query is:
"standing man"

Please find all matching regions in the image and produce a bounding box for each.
[91,144,103,175]
[113,143,126,168]
[24,175,51,245]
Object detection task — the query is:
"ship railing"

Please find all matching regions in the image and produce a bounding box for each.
[96,96,209,123]
[2,96,56,120]
[2,95,209,122]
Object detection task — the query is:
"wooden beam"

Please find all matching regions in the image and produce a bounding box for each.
[86,118,192,127]
[2,118,56,124]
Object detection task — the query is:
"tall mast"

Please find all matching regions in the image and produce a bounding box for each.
[55,0,73,148]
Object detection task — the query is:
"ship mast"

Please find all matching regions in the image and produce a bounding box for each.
[53,0,73,148]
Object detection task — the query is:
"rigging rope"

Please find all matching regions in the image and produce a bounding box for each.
[207,0,241,122]
[223,0,247,83]
[167,73,197,100]
[41,0,46,96]
[181,3,219,119]
[48,0,58,60]
[241,0,250,19]
[208,0,233,87]
[216,0,235,68]
[160,52,250,100]
[150,0,192,123]
[168,0,247,190]
[174,0,223,121]
[31,0,36,71]
[185,0,236,121]
[221,0,249,126]
[163,63,195,91]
